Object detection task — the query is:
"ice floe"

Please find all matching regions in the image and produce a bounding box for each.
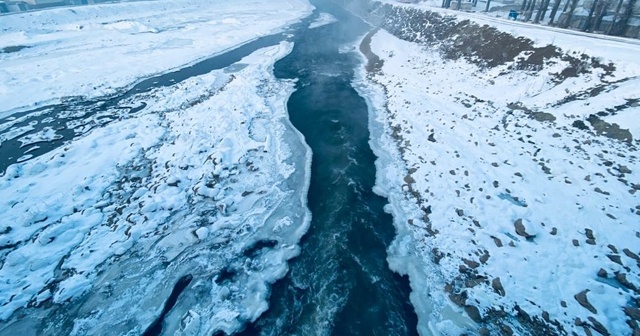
[309,12,338,29]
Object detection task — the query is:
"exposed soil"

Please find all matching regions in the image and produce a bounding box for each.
[359,28,384,72]
[587,114,634,143]
[365,2,615,82]
[0,46,29,54]
[354,1,640,335]
[363,1,637,147]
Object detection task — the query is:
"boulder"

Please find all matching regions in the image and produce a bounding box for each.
[574,290,597,314]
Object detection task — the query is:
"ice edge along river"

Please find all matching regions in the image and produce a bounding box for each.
[239,1,422,335]
[354,51,477,336]
[0,14,316,336]
[0,1,458,335]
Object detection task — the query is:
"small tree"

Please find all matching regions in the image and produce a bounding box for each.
[542,0,553,19]
[583,0,600,31]
[485,0,492,11]
[607,0,625,33]
[525,0,538,20]
[548,0,564,25]
[534,0,552,22]
[593,0,612,31]
[613,0,638,36]
[560,0,581,28]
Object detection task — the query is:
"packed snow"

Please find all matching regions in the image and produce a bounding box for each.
[0,0,312,115]
[0,0,314,334]
[358,4,640,335]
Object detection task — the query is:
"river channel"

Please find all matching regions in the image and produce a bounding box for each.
[241,1,418,335]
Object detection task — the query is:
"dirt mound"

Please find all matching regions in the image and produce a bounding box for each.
[365,2,614,80]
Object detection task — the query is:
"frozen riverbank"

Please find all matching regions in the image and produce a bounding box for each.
[0,0,315,332]
[237,1,419,334]
[0,0,312,115]
[358,1,640,335]
[0,41,313,336]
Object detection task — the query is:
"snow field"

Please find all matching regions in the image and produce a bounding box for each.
[0,41,312,335]
[0,0,313,115]
[360,25,640,335]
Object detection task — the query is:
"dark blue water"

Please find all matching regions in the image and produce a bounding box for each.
[240,2,418,335]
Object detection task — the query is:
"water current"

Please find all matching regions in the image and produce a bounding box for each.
[240,1,418,335]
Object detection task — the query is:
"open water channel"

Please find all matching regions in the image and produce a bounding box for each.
[241,1,419,335]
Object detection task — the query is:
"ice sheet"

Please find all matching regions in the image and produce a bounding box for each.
[0,38,312,336]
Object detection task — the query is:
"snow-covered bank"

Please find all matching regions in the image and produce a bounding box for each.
[355,72,478,336]
[358,2,640,335]
[0,0,313,115]
[0,41,312,335]
[377,0,640,63]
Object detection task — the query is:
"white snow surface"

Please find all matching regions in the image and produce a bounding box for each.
[0,0,313,115]
[358,16,640,336]
[0,41,312,335]
[382,0,640,64]
[0,12,313,336]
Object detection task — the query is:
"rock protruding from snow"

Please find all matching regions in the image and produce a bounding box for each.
[358,3,640,334]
